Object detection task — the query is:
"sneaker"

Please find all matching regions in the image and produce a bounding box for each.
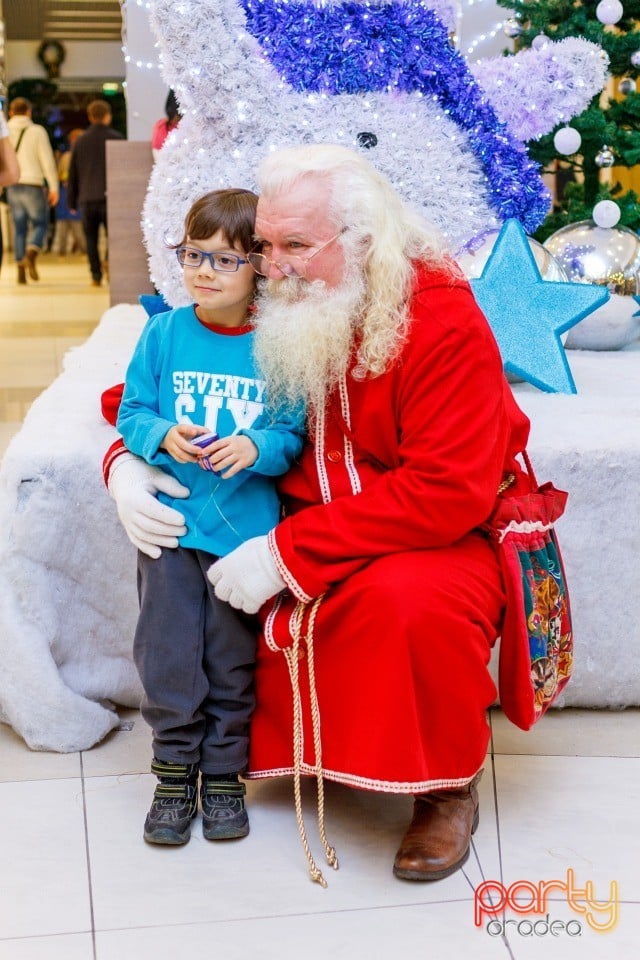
[143,759,199,845]
[201,775,249,840]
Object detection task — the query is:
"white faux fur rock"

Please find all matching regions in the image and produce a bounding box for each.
[509,347,640,708]
[0,306,145,752]
[0,305,638,753]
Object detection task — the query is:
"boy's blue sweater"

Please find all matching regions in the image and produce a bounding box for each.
[117,305,304,556]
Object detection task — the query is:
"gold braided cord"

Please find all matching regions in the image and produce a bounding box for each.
[285,602,327,887]
[497,472,516,495]
[304,594,338,871]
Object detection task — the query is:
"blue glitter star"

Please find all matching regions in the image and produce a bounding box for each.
[633,295,640,317]
[470,219,610,394]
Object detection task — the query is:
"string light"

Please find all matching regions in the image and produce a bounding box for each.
[237,0,548,228]
[120,0,516,76]
[137,0,606,305]
[120,0,159,72]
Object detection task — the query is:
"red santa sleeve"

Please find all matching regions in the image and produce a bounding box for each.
[271,281,530,600]
[101,383,126,487]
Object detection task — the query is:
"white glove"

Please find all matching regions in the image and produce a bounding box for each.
[108,453,189,559]
[207,535,285,614]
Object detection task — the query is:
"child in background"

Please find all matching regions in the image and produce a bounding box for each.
[151,89,181,160]
[116,188,304,846]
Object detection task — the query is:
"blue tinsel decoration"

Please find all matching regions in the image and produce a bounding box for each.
[239,0,549,231]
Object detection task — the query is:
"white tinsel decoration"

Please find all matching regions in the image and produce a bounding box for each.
[144,0,608,305]
[470,37,609,142]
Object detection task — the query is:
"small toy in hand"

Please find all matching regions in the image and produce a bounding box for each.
[192,432,219,472]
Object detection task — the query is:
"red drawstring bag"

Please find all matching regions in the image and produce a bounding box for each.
[484,452,574,731]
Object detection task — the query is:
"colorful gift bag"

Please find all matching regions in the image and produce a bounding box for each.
[485,453,574,730]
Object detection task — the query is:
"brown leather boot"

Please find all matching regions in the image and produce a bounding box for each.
[25,247,40,281]
[17,262,27,285]
[393,771,483,881]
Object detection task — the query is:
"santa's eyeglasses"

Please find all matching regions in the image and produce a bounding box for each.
[246,228,347,278]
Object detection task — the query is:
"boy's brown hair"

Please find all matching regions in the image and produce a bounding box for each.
[178,188,258,254]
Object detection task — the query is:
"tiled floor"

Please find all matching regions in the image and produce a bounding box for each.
[0,252,109,456]
[1,257,638,959]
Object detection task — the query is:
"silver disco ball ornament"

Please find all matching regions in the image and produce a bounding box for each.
[631,50,640,68]
[562,294,640,350]
[595,146,615,168]
[544,221,640,349]
[544,221,640,293]
[458,229,568,282]
[504,18,524,38]
[618,77,637,96]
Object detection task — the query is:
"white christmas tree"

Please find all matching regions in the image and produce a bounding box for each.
[143,0,609,306]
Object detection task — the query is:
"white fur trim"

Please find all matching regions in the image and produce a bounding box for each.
[263,593,283,653]
[314,406,332,505]
[106,450,142,491]
[338,374,361,495]
[498,519,554,543]
[245,764,482,795]
[267,529,313,603]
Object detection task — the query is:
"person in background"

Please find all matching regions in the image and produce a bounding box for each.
[151,90,181,160]
[4,98,58,285]
[67,99,124,286]
[0,109,20,277]
[51,129,86,256]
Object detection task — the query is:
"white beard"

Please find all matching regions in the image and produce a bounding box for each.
[252,271,367,418]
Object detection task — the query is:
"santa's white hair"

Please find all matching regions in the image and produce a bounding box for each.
[257,143,452,376]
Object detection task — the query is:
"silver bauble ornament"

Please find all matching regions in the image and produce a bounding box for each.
[553,126,582,156]
[504,18,524,39]
[531,34,550,50]
[595,146,615,168]
[618,77,637,96]
[563,294,640,350]
[631,50,640,68]
[544,221,640,349]
[592,199,621,228]
[544,221,640,294]
[458,229,568,282]
[596,0,624,24]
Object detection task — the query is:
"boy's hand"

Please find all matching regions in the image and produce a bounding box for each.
[160,423,211,463]
[200,435,258,478]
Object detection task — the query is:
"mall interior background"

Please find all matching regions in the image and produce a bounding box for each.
[1,5,638,959]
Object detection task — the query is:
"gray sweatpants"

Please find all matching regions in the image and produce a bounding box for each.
[133,547,257,774]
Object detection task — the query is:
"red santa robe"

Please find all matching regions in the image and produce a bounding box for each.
[103,262,531,794]
[251,263,531,793]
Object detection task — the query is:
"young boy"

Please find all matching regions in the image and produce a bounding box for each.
[117,188,304,846]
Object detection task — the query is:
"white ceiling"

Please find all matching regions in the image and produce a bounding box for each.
[4,0,123,43]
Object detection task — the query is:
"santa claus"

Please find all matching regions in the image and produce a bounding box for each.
[106,143,533,885]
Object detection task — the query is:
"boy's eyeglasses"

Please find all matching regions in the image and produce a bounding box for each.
[176,246,249,273]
